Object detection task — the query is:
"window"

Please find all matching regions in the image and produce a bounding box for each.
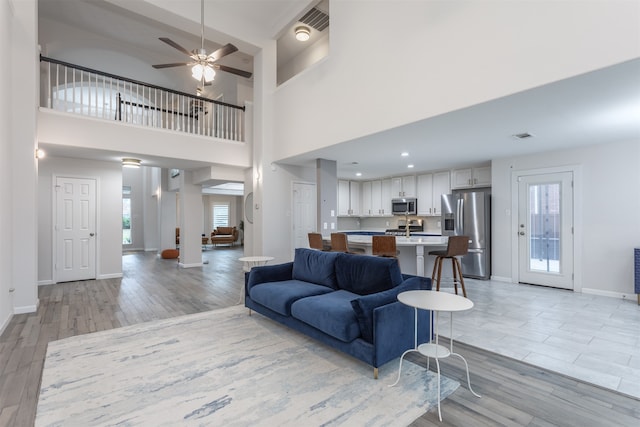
[123,186,132,245]
[212,203,230,229]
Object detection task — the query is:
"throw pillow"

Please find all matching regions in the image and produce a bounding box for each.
[292,248,339,289]
[351,276,430,343]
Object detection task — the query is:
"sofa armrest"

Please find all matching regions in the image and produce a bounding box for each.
[372,301,431,367]
[245,262,294,294]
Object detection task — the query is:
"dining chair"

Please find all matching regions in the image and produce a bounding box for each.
[372,235,398,258]
[428,235,470,297]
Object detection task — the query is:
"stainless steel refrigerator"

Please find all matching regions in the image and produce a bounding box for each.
[441,190,491,279]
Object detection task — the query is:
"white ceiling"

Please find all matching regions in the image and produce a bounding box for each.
[38,0,640,181]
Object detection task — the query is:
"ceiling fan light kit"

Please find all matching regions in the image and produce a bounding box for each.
[152,0,251,81]
[295,26,311,41]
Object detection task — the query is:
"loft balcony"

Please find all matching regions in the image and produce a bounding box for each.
[37,56,252,170]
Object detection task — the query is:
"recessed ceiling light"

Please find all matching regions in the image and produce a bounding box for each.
[356,172,362,177]
[295,26,311,41]
[512,132,534,139]
[407,164,414,168]
[401,152,409,157]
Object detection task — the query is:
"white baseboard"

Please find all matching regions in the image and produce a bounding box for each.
[145,248,158,252]
[178,262,203,269]
[98,273,123,280]
[0,313,12,336]
[490,275,513,283]
[38,279,55,286]
[15,299,39,314]
[581,288,636,301]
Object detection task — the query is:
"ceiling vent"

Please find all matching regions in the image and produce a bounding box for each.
[299,7,329,32]
[512,132,534,139]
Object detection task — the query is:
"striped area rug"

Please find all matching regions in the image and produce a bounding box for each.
[37,305,458,426]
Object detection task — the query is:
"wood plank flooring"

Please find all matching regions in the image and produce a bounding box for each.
[1,246,639,426]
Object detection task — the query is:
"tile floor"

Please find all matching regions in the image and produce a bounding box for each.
[435,279,640,398]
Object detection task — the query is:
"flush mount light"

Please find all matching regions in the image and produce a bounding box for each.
[401,152,409,157]
[356,172,362,177]
[122,158,141,168]
[407,164,414,169]
[295,26,311,41]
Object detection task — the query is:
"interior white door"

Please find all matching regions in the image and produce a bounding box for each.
[56,177,97,282]
[517,172,573,289]
[292,183,316,251]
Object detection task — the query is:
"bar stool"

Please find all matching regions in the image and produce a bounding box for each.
[372,235,397,258]
[308,232,328,251]
[429,236,469,297]
[330,233,351,253]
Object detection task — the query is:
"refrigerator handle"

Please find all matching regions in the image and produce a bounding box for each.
[456,198,464,234]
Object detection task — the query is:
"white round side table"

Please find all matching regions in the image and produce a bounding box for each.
[237,256,275,304]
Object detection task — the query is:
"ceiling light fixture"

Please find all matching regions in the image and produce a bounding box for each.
[190,0,216,82]
[407,164,414,168]
[35,148,46,159]
[122,158,141,168]
[401,152,409,157]
[295,26,311,41]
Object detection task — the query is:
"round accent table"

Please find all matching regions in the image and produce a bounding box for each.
[237,256,275,304]
[389,290,481,421]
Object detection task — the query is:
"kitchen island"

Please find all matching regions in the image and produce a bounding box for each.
[324,234,449,277]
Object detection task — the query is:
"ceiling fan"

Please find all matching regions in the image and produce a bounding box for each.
[152,0,252,82]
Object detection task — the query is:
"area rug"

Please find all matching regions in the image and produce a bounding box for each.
[36,306,459,426]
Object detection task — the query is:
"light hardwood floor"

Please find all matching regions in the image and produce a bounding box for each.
[1,247,639,426]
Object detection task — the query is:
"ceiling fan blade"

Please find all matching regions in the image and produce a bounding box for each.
[214,64,252,78]
[159,37,193,57]
[207,43,238,62]
[152,62,190,69]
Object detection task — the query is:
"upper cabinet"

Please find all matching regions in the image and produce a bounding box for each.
[417,171,451,215]
[338,180,361,216]
[360,179,393,216]
[391,175,416,198]
[451,166,491,189]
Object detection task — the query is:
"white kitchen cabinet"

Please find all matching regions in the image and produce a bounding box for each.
[371,180,383,216]
[380,179,392,216]
[417,174,433,215]
[361,181,372,216]
[338,180,361,216]
[431,171,451,215]
[417,171,451,215]
[391,175,416,198]
[451,166,491,189]
[338,180,350,216]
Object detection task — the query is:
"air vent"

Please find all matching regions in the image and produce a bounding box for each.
[299,7,329,32]
[512,132,534,139]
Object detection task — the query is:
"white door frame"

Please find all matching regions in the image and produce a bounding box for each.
[52,174,100,283]
[510,165,582,292]
[291,181,316,259]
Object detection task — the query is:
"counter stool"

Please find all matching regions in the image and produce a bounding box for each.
[330,233,351,253]
[308,232,328,251]
[372,235,398,258]
[429,236,469,297]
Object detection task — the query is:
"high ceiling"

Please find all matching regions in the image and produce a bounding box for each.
[38,0,640,180]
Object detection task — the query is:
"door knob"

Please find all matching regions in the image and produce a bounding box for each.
[518,231,525,236]
[90,233,95,237]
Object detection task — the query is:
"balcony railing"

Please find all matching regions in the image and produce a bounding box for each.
[40,56,246,142]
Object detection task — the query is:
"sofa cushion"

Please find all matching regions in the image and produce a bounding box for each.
[351,276,431,343]
[291,248,339,289]
[291,290,361,343]
[335,253,403,295]
[249,280,333,316]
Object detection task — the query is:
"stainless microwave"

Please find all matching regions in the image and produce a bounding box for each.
[391,198,417,215]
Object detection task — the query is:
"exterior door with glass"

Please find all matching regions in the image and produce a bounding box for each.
[517,172,573,289]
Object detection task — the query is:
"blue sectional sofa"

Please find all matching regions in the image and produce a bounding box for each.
[244,248,432,378]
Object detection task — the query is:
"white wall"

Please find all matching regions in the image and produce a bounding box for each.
[273,0,640,161]
[38,157,123,283]
[492,138,640,296]
[0,0,13,333]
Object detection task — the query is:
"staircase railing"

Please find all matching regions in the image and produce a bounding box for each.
[39,55,246,142]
